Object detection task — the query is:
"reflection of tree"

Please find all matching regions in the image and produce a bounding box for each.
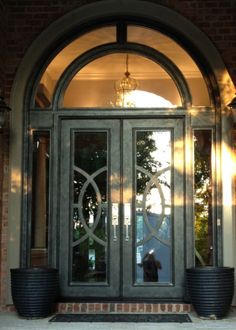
[74,133,107,229]
[72,133,107,282]
[136,131,170,195]
[137,132,157,194]
[194,131,212,266]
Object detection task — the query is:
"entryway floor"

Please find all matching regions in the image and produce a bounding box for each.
[1,308,236,330]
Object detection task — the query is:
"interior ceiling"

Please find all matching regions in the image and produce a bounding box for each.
[76,54,171,80]
[45,27,202,81]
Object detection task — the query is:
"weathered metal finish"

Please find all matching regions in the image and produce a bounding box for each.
[59,119,121,298]
[58,118,185,299]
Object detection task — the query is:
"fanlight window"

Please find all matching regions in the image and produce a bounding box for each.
[63,53,180,108]
[35,26,116,107]
[127,26,210,106]
[34,24,211,109]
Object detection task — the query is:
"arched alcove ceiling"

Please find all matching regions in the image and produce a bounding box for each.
[53,43,192,109]
[32,18,214,109]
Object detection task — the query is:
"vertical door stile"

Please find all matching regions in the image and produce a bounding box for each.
[122,120,133,295]
[109,119,121,295]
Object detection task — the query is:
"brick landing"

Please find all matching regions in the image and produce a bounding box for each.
[57,302,192,313]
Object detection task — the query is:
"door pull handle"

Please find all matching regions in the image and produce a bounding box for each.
[124,203,131,241]
[112,203,119,241]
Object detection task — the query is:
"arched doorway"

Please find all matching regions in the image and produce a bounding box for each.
[7,1,235,302]
[27,21,213,300]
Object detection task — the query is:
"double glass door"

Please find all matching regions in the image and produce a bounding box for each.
[59,118,184,299]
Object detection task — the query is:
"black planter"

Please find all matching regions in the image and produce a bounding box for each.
[186,267,234,319]
[11,267,59,318]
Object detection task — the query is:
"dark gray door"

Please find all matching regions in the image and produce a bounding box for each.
[59,118,184,299]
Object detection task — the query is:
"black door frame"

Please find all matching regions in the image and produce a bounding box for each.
[59,116,185,299]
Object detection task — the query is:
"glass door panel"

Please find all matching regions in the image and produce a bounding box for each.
[122,119,184,298]
[72,132,108,283]
[135,130,172,284]
[60,119,121,297]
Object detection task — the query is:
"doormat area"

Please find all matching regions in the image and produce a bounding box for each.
[49,313,192,323]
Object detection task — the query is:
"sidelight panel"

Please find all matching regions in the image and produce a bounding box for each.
[194,129,213,266]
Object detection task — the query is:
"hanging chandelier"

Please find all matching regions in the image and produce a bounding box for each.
[115,54,138,108]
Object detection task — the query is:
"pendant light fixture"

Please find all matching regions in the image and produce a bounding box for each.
[115,54,138,108]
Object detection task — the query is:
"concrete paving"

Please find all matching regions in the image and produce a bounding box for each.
[1,309,236,330]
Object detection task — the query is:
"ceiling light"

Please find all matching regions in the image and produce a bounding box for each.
[115,54,138,108]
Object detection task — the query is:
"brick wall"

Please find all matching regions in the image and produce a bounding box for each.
[4,0,95,99]
[3,0,236,100]
[0,1,5,89]
[161,0,236,87]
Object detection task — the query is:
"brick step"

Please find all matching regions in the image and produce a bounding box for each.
[57,302,192,313]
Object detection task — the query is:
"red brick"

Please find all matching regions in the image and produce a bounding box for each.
[152,304,160,313]
[175,304,181,312]
[95,303,102,312]
[102,303,109,312]
[81,303,87,312]
[88,303,94,312]
[168,304,173,312]
[74,304,81,312]
[131,303,137,312]
[117,303,123,312]
[184,304,191,312]
[110,303,116,312]
[137,303,145,312]
[124,304,130,312]
[160,304,166,312]
[57,303,63,312]
[145,304,152,312]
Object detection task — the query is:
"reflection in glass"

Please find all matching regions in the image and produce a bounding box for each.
[31,131,50,267]
[194,130,213,266]
[135,130,172,283]
[72,132,108,282]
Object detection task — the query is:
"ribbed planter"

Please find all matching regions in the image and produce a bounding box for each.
[11,267,59,318]
[186,267,234,319]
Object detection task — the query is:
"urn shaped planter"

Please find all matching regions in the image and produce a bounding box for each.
[11,267,59,318]
[186,267,234,319]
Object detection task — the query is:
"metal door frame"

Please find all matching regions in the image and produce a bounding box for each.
[58,115,186,299]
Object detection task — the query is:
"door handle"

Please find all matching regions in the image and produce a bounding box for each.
[124,203,131,241]
[112,203,119,241]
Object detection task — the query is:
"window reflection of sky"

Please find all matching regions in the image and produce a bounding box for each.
[135,130,172,284]
[136,130,171,215]
[120,90,176,108]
